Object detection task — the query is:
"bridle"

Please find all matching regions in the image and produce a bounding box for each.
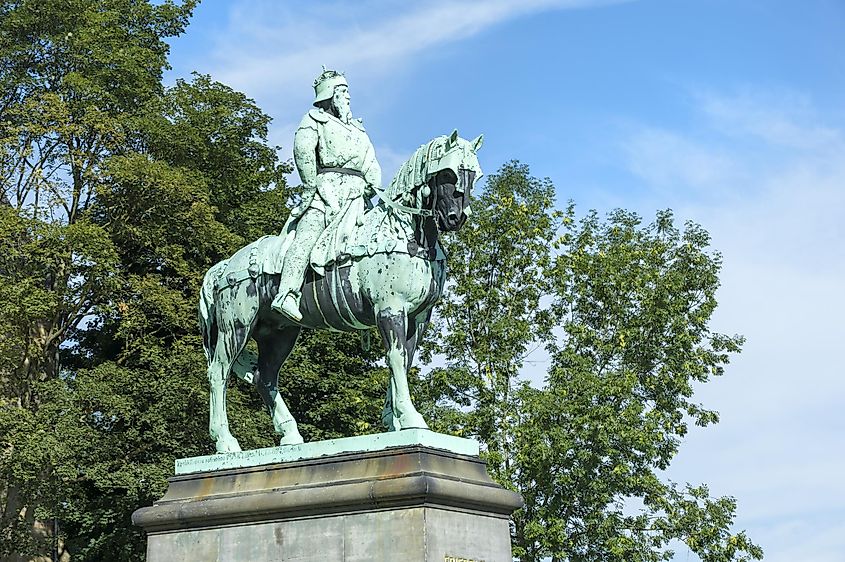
[371,183,435,218]
[371,167,445,220]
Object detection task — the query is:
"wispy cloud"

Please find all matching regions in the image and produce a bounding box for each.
[623,129,742,195]
[623,88,845,561]
[206,0,629,101]
[696,88,845,151]
[188,0,631,182]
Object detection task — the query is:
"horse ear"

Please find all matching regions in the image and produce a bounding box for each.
[449,129,459,147]
[471,134,484,152]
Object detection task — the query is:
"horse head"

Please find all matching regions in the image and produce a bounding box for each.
[423,130,484,232]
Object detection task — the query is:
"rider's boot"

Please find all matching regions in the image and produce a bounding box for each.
[272,290,302,321]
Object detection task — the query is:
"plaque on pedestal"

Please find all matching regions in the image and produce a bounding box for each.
[132,431,522,562]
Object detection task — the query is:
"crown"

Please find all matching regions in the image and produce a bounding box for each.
[314,66,345,88]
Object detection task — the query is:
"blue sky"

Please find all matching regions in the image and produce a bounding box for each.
[165,1,845,560]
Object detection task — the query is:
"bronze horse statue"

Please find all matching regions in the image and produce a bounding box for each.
[198,131,483,452]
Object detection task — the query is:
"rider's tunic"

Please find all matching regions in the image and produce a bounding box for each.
[296,107,380,217]
[276,108,381,301]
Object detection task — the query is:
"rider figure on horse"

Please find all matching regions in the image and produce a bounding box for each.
[271,68,382,321]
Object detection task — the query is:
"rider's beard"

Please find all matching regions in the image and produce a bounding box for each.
[333,98,351,123]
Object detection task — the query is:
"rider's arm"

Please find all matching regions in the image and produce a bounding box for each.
[361,142,381,198]
[293,121,318,190]
[294,115,339,215]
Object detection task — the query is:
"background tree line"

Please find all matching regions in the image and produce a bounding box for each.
[0,1,761,560]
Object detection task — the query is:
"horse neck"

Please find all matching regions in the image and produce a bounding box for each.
[378,177,435,251]
[414,212,438,252]
[385,143,427,201]
[384,139,440,249]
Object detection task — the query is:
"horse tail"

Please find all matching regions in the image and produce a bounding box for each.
[199,260,226,364]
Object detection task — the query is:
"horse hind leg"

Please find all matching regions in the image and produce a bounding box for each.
[208,337,242,453]
[256,328,304,445]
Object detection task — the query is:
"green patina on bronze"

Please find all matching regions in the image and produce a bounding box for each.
[175,429,480,474]
[198,68,483,453]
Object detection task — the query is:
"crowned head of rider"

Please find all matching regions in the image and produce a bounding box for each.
[313,68,352,124]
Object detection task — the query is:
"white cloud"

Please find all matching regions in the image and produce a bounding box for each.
[696,88,845,152]
[623,128,742,195]
[623,89,845,560]
[190,0,631,183]
[205,0,629,101]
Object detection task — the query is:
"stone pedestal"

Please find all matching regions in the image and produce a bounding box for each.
[132,432,522,561]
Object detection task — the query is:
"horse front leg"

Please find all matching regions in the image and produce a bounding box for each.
[376,305,428,431]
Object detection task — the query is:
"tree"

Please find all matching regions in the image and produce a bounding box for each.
[418,161,560,482]
[0,2,387,558]
[418,162,762,561]
[0,0,196,557]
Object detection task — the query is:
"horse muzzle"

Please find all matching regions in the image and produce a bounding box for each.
[439,211,464,231]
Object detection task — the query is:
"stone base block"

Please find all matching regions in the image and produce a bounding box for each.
[133,443,522,562]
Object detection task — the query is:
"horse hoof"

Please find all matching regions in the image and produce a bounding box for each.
[216,437,242,454]
[382,412,401,432]
[396,412,429,430]
[279,432,304,446]
[278,419,304,445]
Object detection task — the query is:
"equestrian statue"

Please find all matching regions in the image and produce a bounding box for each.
[198,68,483,453]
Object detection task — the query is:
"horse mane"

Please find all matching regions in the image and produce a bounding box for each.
[383,137,444,203]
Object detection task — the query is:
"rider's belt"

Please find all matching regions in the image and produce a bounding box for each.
[317,167,364,178]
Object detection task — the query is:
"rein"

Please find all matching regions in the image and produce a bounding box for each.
[371,184,435,218]
[373,170,441,260]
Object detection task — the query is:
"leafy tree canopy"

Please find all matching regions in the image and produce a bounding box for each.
[0,1,385,559]
[418,162,763,562]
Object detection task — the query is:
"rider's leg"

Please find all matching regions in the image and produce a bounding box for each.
[271,208,324,320]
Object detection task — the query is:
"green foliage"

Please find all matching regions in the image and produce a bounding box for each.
[420,163,762,561]
[1,1,382,559]
[418,161,560,481]
[1,0,197,556]
[279,330,388,442]
[138,73,292,240]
